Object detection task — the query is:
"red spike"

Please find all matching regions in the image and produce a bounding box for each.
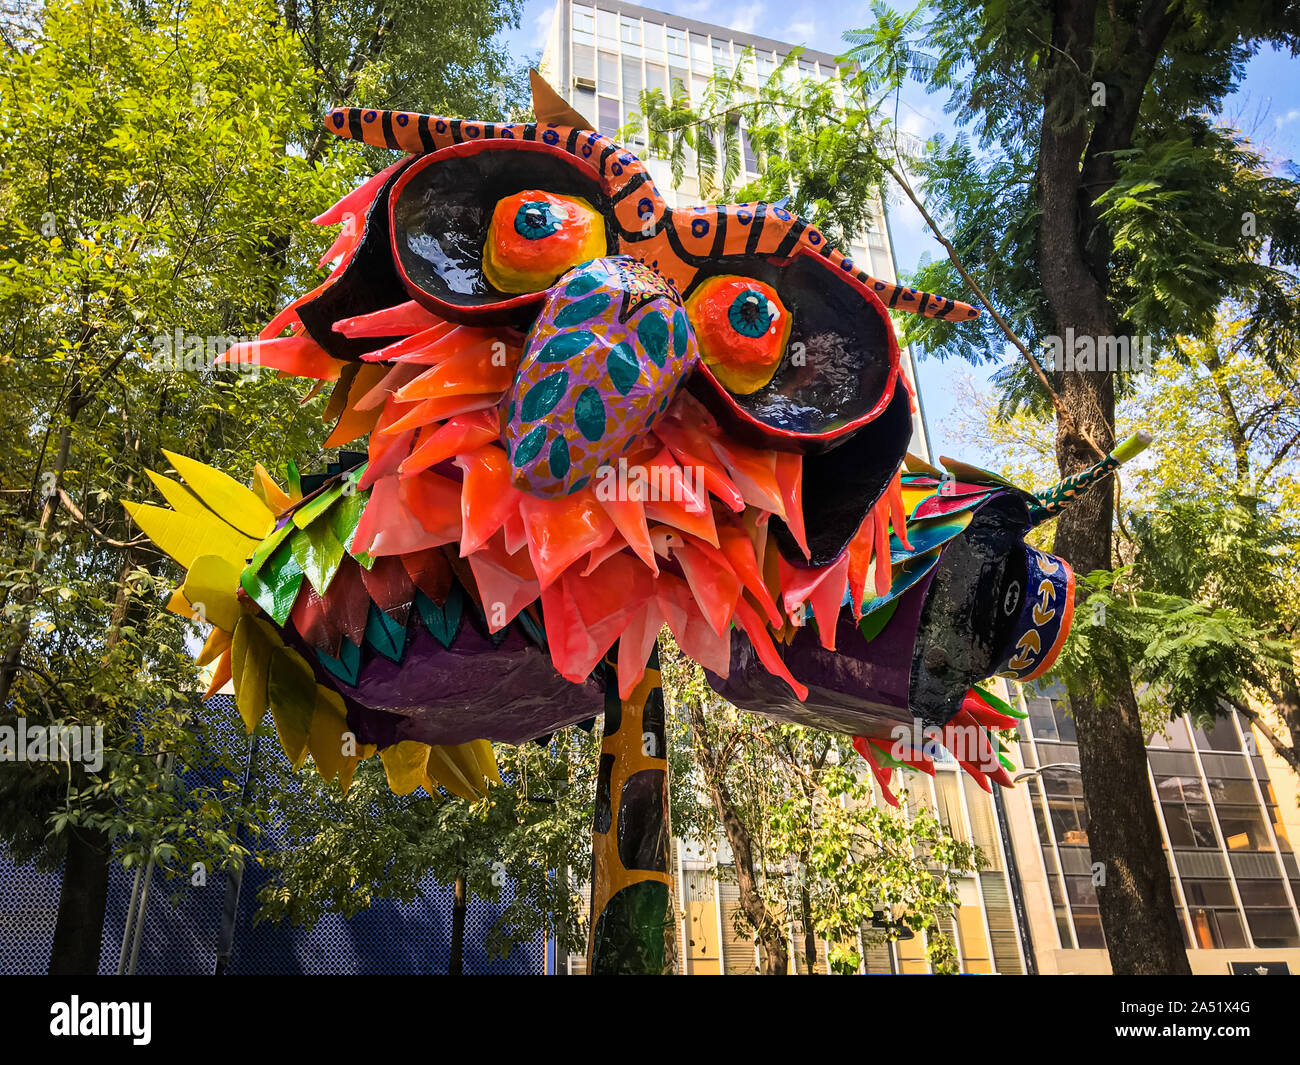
[313,156,408,225]
[595,496,657,574]
[852,737,899,807]
[773,451,809,560]
[334,300,445,339]
[733,597,809,701]
[885,471,913,551]
[360,321,461,364]
[869,737,936,777]
[670,540,741,638]
[217,335,340,379]
[960,692,1018,730]
[846,512,875,621]
[453,444,519,555]
[872,497,891,599]
[717,524,782,627]
[400,410,499,477]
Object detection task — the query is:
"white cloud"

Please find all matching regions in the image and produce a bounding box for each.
[1274,108,1300,130]
[787,19,817,42]
[729,2,766,34]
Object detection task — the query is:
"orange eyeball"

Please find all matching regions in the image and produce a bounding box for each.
[482,190,607,294]
[685,276,792,394]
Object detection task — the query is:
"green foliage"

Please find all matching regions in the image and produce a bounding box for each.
[660,632,979,974]
[0,0,533,951]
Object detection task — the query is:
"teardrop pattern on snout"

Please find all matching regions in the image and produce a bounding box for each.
[503,257,698,497]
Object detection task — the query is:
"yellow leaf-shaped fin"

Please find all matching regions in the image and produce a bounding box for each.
[381,741,432,795]
[123,501,258,571]
[166,586,194,619]
[182,554,243,632]
[425,744,481,801]
[230,615,275,733]
[266,647,315,770]
[467,739,502,787]
[203,648,233,699]
[308,687,350,782]
[162,450,276,539]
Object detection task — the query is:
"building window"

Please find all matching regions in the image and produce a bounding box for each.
[1162,801,1219,849]
[1044,772,1089,845]
[690,32,711,73]
[572,43,595,82]
[643,21,664,55]
[645,62,667,97]
[598,96,620,138]
[622,62,644,114]
[666,26,687,59]
[1182,879,1249,948]
[596,8,618,44]
[1193,715,1242,752]
[620,16,641,57]
[597,50,618,96]
[573,86,596,125]
[572,4,594,45]
[1215,804,1274,851]
[712,40,730,69]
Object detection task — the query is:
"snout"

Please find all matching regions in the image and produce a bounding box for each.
[502,256,698,498]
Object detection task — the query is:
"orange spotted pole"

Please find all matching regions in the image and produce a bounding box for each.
[585,645,677,974]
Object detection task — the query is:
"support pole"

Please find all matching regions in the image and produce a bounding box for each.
[586,644,676,974]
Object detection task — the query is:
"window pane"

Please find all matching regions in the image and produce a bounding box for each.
[666,27,686,58]
[691,33,711,72]
[1187,804,1219,848]
[1026,696,1057,741]
[1182,879,1237,907]
[1073,910,1105,949]
[643,22,664,53]
[1245,908,1300,947]
[1194,715,1241,752]
[598,51,618,96]
[1236,880,1288,907]
[1163,805,1196,848]
[1207,777,1257,804]
[1051,699,1077,743]
[572,43,595,81]
[645,63,667,96]
[598,97,620,137]
[596,8,618,43]
[622,61,643,104]
[1216,805,1273,851]
[573,86,596,124]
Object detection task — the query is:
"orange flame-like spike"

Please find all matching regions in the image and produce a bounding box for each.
[885,472,913,552]
[217,335,342,380]
[872,497,892,599]
[454,444,520,555]
[395,347,516,401]
[362,322,466,365]
[773,451,809,561]
[464,530,540,631]
[355,362,424,412]
[520,490,617,591]
[380,393,500,434]
[334,300,445,339]
[652,420,746,512]
[617,600,665,699]
[717,524,782,628]
[671,540,741,638]
[733,597,809,701]
[846,513,875,622]
[595,495,657,574]
[400,410,499,477]
[204,648,232,700]
[708,436,785,516]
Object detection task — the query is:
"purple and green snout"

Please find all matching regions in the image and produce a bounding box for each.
[502,257,698,497]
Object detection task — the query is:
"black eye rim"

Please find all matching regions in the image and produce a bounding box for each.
[386,139,618,323]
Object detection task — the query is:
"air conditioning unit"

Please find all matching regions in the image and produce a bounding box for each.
[573,76,596,90]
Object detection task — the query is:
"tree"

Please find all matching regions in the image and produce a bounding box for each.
[659,634,981,975]
[0,0,527,973]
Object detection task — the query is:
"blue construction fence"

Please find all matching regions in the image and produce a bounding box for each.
[0,695,551,975]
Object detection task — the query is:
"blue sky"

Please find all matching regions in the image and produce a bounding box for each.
[501,1,1300,459]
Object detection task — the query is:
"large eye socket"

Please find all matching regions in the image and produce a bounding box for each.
[483,190,606,294]
[388,141,616,321]
[685,276,792,394]
[683,250,900,453]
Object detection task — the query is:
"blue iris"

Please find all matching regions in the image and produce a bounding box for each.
[514,201,563,240]
[727,288,774,338]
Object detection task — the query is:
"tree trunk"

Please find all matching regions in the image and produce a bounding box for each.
[800,883,817,974]
[448,873,467,975]
[683,698,788,975]
[48,825,111,974]
[1035,0,1190,976]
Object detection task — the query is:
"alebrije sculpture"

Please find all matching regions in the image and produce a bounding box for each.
[125,74,1148,972]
